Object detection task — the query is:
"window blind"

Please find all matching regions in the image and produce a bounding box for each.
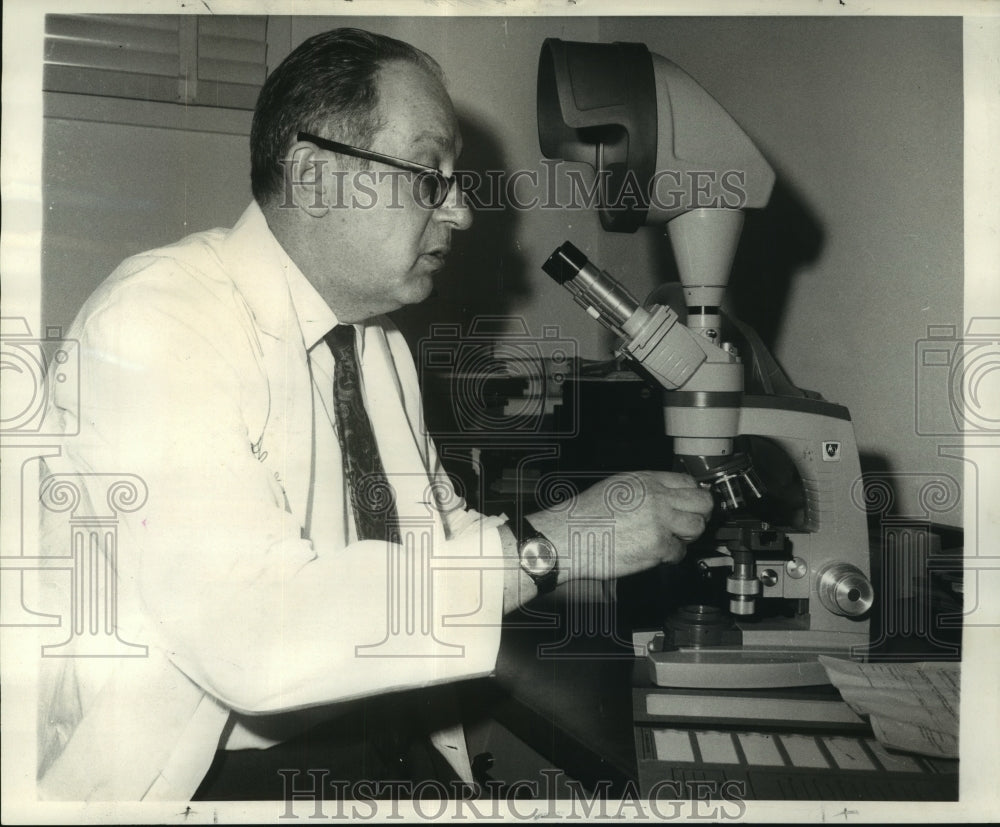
[44,14,268,110]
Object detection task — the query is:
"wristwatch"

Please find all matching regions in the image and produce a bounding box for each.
[511,515,559,594]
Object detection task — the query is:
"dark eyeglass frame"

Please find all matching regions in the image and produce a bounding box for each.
[296,131,458,209]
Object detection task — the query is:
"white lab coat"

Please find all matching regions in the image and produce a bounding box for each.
[36,203,506,800]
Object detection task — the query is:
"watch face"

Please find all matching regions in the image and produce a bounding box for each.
[520,538,557,577]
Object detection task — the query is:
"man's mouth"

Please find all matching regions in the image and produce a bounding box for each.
[421,248,450,265]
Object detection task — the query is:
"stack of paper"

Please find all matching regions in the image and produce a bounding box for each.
[819,656,959,759]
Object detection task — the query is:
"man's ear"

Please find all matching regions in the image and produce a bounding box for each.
[279,142,337,218]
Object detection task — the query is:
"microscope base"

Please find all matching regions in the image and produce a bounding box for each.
[645,646,841,688]
[634,622,870,689]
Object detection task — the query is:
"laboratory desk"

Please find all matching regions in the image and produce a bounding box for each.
[466,556,963,802]
[469,597,640,796]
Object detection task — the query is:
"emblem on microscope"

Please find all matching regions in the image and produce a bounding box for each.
[823,441,842,461]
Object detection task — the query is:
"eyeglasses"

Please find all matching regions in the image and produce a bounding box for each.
[297,131,458,209]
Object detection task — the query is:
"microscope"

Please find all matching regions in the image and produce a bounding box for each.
[537,38,873,688]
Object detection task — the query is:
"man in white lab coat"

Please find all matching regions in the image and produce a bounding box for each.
[36,28,712,801]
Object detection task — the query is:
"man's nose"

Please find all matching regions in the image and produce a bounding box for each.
[436,187,473,231]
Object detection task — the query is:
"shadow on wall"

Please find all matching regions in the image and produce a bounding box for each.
[628,174,823,362]
[854,450,964,661]
[855,452,964,540]
[391,109,530,350]
[725,176,824,351]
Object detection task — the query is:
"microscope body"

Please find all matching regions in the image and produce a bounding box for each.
[636,392,873,689]
[544,242,874,687]
[538,37,873,687]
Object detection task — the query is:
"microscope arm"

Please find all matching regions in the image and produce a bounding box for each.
[737,399,874,627]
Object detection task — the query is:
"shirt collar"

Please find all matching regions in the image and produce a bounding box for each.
[272,232,339,355]
[281,253,342,356]
[228,202,351,355]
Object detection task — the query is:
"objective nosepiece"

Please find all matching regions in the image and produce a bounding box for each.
[679,453,765,513]
[713,466,764,513]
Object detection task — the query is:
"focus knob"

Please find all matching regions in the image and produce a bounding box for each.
[817,563,874,617]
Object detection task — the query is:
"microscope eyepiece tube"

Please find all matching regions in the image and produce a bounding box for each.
[543,242,641,329]
[543,241,708,389]
[542,241,589,283]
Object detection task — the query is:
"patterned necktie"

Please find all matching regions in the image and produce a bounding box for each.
[324,326,444,781]
[324,325,399,542]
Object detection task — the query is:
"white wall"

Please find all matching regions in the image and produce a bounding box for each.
[303,15,964,526]
[42,15,964,525]
[599,16,965,527]
[43,105,253,333]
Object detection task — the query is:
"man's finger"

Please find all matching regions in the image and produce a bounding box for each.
[664,485,715,516]
[671,511,708,542]
[649,471,702,490]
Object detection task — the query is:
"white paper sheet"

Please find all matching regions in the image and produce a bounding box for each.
[818,657,960,759]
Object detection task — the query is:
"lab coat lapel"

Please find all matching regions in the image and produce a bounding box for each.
[257,328,314,524]
[220,205,314,525]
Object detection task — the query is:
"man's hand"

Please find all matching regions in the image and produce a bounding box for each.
[525,471,715,584]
